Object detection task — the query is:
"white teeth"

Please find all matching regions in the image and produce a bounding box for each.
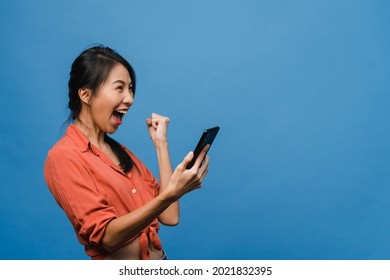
[116,110,128,115]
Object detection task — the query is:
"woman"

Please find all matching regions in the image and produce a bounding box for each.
[44,45,209,260]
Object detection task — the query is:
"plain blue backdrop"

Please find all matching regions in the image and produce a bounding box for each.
[0,0,389,260]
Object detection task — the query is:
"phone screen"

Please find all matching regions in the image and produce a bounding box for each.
[186,126,220,169]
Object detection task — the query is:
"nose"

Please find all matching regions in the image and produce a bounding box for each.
[123,89,134,106]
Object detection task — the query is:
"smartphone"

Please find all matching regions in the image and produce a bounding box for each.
[186,126,220,169]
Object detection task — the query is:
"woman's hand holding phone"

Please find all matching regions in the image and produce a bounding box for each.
[161,145,210,202]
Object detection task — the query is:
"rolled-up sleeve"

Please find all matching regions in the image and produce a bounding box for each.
[44,147,117,247]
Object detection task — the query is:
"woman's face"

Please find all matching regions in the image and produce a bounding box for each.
[88,63,134,134]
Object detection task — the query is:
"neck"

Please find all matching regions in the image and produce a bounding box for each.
[74,118,106,149]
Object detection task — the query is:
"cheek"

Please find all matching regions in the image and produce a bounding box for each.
[90,98,113,118]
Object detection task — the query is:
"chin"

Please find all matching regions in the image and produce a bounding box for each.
[106,126,119,134]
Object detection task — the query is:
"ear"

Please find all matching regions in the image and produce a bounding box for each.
[78,88,92,105]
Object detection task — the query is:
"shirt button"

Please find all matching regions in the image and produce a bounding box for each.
[132,188,137,194]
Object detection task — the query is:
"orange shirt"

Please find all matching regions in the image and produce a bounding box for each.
[44,124,162,260]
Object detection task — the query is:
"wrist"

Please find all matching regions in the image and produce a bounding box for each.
[153,139,168,148]
[158,187,178,204]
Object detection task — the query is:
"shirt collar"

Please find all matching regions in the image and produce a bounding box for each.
[65,124,92,153]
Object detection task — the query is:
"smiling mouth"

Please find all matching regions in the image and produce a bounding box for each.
[112,109,128,124]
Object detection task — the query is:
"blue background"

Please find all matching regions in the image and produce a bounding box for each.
[0,0,389,260]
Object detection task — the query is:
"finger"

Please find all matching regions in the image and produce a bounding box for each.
[151,113,170,123]
[193,144,210,168]
[199,169,208,183]
[154,117,170,126]
[150,117,159,129]
[198,155,209,178]
[151,113,162,124]
[178,151,194,169]
[199,155,209,172]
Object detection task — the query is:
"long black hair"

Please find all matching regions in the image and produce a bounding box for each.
[67,45,135,173]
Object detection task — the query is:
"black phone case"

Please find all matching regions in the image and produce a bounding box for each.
[186,126,220,169]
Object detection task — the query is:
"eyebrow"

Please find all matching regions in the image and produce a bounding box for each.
[112,80,133,87]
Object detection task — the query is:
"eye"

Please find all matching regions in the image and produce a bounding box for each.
[116,86,123,91]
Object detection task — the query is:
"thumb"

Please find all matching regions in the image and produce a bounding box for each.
[180,151,194,168]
